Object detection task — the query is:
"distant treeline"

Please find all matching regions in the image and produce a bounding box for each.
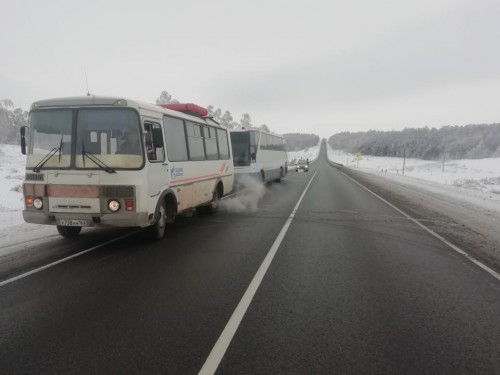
[0,100,28,145]
[329,124,500,160]
[283,133,320,152]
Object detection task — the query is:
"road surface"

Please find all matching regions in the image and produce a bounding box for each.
[1,147,499,374]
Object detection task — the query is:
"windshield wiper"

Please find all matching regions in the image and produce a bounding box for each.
[33,136,64,172]
[58,136,63,162]
[81,141,116,173]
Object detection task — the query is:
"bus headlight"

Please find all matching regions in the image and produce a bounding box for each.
[33,197,43,209]
[108,200,120,212]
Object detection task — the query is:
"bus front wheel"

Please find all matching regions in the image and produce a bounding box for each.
[151,200,167,240]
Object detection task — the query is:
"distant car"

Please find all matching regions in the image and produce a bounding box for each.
[296,160,309,172]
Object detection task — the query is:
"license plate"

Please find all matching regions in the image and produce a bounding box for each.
[58,219,88,227]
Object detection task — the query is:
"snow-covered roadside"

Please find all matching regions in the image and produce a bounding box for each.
[327,144,500,214]
[0,144,67,252]
[288,141,322,164]
[327,146,500,195]
[0,144,25,228]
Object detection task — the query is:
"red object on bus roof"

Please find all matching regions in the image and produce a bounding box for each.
[160,103,208,117]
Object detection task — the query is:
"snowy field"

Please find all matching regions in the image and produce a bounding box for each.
[0,144,25,229]
[327,146,500,194]
[288,142,321,164]
[327,143,500,228]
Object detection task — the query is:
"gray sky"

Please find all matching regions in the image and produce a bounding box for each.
[1,0,499,139]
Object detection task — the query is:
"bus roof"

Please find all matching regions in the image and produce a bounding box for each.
[229,128,284,138]
[30,96,225,128]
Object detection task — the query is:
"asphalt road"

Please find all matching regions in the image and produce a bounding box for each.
[1,148,500,374]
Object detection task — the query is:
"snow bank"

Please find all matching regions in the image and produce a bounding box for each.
[0,144,64,251]
[0,144,25,228]
[327,145,500,195]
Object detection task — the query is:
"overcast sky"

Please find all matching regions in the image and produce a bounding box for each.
[1,0,499,138]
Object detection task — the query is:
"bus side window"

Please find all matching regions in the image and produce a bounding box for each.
[145,122,165,162]
[204,126,219,160]
[216,129,230,159]
[250,131,258,162]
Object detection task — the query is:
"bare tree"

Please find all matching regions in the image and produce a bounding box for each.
[155,91,179,105]
[259,124,270,132]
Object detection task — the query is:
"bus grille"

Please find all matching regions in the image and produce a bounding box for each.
[25,173,44,181]
[102,186,134,197]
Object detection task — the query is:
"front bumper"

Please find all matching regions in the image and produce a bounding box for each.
[22,210,150,227]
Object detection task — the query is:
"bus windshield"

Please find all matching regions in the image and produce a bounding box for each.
[28,109,72,168]
[26,108,144,170]
[75,109,143,169]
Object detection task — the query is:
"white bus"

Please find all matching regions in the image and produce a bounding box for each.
[20,96,233,239]
[229,129,288,184]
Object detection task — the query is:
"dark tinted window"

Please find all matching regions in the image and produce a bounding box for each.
[230,131,250,166]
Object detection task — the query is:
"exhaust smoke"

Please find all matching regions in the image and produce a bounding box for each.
[220,175,266,213]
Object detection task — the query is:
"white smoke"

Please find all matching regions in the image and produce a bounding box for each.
[220,175,266,213]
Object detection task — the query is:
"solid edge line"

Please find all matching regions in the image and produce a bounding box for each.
[0,229,142,288]
[338,167,500,282]
[198,169,319,375]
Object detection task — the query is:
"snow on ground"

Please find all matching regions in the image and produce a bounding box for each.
[288,141,322,164]
[0,144,25,227]
[327,144,500,224]
[327,145,500,195]
[0,144,63,252]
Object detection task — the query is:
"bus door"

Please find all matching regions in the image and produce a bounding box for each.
[143,119,168,198]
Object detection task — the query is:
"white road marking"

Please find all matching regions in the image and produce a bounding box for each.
[339,168,500,282]
[0,230,142,288]
[199,169,319,375]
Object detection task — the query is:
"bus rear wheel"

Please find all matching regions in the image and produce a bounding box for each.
[197,187,221,215]
[57,225,82,238]
[275,168,284,183]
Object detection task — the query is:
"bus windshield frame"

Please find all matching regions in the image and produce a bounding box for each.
[27,107,145,170]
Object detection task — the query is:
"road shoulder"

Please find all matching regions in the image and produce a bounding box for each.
[336,165,500,273]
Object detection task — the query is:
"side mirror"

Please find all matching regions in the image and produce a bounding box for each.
[20,126,28,155]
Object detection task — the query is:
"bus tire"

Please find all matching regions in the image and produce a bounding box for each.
[57,225,82,238]
[197,185,221,215]
[150,200,167,240]
[276,167,284,182]
[261,170,265,183]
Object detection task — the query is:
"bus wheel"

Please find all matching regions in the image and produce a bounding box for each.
[197,187,220,215]
[276,168,284,183]
[151,200,167,240]
[57,225,82,238]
